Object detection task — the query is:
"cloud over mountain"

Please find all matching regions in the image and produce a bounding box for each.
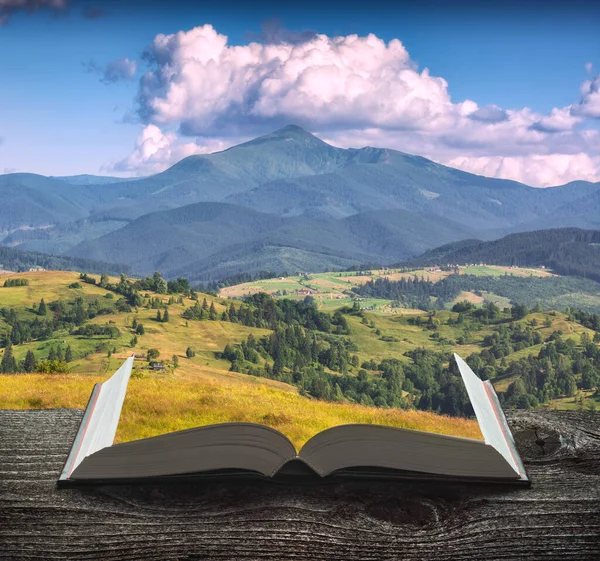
[110,24,600,186]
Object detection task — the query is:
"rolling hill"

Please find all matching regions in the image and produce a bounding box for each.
[1,269,598,437]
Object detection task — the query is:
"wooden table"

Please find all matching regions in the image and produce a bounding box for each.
[1,409,599,560]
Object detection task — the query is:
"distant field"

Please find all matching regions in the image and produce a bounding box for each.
[0,372,482,449]
[220,265,555,313]
[460,265,555,278]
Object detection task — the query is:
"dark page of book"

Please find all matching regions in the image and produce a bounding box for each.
[70,423,297,480]
[298,424,520,480]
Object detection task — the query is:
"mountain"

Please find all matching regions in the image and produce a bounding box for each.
[402,228,600,283]
[2,125,600,279]
[0,174,94,234]
[68,203,476,280]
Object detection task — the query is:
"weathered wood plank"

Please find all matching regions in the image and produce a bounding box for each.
[1,409,599,560]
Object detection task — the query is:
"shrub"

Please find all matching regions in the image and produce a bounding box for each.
[36,360,69,374]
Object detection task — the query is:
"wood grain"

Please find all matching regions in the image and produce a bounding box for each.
[1,409,599,560]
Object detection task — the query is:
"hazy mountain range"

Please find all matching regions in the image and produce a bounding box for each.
[1,125,599,280]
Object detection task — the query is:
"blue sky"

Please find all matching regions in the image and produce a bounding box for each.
[0,0,598,186]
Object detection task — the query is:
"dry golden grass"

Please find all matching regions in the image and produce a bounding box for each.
[0,373,482,449]
[453,291,485,304]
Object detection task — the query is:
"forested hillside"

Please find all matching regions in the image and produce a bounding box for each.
[0,246,129,276]
[403,228,600,282]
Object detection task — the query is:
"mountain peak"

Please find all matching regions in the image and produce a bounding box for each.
[256,124,327,144]
[276,124,310,135]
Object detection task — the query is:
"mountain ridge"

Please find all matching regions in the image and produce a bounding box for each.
[2,125,600,280]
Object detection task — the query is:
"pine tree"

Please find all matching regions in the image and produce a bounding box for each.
[209,302,217,320]
[163,308,169,322]
[56,346,64,362]
[38,298,47,316]
[48,346,57,361]
[136,324,145,335]
[65,345,73,363]
[172,355,179,368]
[202,297,209,311]
[132,317,138,329]
[130,335,138,347]
[156,310,162,322]
[0,341,17,373]
[21,350,37,373]
[186,347,195,358]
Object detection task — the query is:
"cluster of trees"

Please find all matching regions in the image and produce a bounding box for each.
[80,271,194,305]
[3,278,29,287]
[71,324,121,339]
[184,293,351,334]
[182,298,218,321]
[0,341,70,374]
[0,294,124,348]
[222,329,409,408]
[221,328,474,415]
[214,294,476,415]
[204,270,280,291]
[217,289,600,414]
[155,309,170,323]
[463,329,600,408]
[570,309,600,331]
[354,276,452,311]
[481,323,543,356]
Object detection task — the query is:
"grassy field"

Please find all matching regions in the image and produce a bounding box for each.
[459,265,555,278]
[0,372,482,448]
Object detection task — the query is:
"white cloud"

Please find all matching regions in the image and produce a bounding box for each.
[104,124,229,175]
[446,153,600,187]
[467,105,508,123]
[529,107,581,133]
[110,24,600,187]
[572,76,600,119]
[585,62,593,74]
[0,0,66,23]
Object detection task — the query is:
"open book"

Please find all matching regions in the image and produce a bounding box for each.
[58,354,528,485]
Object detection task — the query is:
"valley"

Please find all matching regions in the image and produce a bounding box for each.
[1,266,598,446]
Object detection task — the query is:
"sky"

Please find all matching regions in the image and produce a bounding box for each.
[0,0,598,186]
